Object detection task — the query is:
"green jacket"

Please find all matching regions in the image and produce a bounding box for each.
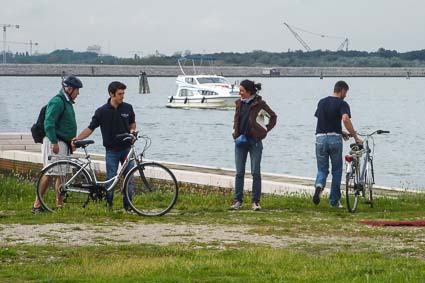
[44,89,77,144]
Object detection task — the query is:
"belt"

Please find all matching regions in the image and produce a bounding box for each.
[316,132,341,137]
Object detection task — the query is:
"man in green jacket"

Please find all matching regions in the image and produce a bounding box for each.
[32,76,83,213]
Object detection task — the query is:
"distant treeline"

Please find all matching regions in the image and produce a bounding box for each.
[5,48,425,67]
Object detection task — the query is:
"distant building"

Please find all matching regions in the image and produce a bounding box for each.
[154,50,166,57]
[262,68,281,77]
[87,45,102,55]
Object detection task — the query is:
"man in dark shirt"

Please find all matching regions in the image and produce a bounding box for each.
[74,81,136,211]
[313,81,362,208]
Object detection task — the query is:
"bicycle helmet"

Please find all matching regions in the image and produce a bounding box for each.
[63,76,83,88]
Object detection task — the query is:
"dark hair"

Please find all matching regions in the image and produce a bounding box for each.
[334,81,349,93]
[240,79,262,95]
[108,81,127,94]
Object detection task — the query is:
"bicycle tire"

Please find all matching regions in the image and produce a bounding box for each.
[36,160,92,212]
[364,160,374,208]
[345,172,360,213]
[123,162,178,216]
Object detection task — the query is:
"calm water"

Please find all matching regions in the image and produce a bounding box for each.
[0,76,424,189]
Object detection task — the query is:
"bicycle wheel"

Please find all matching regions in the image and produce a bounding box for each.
[36,160,92,212]
[345,171,360,213]
[364,160,374,208]
[123,162,178,216]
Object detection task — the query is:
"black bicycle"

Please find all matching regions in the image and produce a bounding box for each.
[345,130,390,213]
[36,132,179,216]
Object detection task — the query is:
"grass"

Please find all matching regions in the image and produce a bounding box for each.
[1,245,425,283]
[1,173,425,282]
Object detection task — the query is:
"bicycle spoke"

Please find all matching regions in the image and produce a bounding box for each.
[124,162,178,216]
[37,161,92,212]
[345,172,359,213]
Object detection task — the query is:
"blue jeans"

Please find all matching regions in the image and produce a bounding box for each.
[234,140,263,203]
[315,135,343,206]
[105,148,134,210]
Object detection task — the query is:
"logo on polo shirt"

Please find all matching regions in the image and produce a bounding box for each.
[121,113,129,118]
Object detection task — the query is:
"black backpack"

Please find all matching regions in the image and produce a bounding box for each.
[31,97,66,144]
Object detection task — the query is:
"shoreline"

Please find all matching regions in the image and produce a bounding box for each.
[0,133,420,195]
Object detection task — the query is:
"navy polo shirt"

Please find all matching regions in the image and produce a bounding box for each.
[88,99,136,151]
[315,96,351,134]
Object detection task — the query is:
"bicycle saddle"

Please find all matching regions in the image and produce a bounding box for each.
[74,140,95,148]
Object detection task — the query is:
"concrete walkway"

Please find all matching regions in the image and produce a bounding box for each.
[0,133,414,196]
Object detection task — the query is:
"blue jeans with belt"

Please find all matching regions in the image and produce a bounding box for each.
[315,135,343,206]
[105,148,134,210]
[234,140,263,203]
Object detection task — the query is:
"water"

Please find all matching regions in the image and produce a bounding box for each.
[0,76,424,189]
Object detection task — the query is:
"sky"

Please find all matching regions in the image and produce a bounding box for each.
[1,0,425,57]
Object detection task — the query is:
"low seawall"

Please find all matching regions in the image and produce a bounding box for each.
[1,64,425,77]
[0,133,416,196]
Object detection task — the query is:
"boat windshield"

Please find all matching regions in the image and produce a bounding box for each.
[197,77,229,84]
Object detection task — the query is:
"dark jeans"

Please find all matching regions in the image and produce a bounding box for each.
[105,148,134,210]
[315,135,343,206]
[234,140,263,203]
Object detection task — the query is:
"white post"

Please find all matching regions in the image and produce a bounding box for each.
[2,26,6,64]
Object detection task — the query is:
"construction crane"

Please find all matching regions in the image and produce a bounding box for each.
[284,22,349,52]
[284,22,312,52]
[0,40,38,55]
[1,24,20,64]
[337,38,349,52]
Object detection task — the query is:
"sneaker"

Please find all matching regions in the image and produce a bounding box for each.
[330,201,344,209]
[252,202,262,211]
[124,208,137,215]
[31,206,45,214]
[313,186,323,205]
[230,201,243,210]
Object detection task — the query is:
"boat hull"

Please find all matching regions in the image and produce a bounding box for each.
[166,96,238,109]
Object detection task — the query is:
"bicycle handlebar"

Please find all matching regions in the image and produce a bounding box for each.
[115,132,151,154]
[357,129,390,137]
[116,131,139,142]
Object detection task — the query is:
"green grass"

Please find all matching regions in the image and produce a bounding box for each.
[1,245,425,283]
[1,173,425,282]
[1,173,425,226]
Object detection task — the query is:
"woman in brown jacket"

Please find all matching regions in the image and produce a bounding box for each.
[231,80,277,211]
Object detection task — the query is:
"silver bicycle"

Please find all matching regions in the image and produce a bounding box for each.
[344,129,390,213]
[36,132,179,216]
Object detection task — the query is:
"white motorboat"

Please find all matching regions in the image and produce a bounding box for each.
[166,75,240,109]
[166,58,240,109]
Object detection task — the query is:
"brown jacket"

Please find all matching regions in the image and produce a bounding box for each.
[233,95,277,142]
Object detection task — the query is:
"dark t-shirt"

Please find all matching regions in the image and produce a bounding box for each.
[315,96,351,134]
[238,101,251,136]
[88,99,136,151]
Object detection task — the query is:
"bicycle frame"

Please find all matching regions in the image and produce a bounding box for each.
[346,130,385,185]
[58,134,150,194]
[88,146,138,191]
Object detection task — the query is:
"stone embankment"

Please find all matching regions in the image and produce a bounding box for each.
[1,64,424,77]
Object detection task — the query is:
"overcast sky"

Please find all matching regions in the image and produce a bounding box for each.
[2,0,424,57]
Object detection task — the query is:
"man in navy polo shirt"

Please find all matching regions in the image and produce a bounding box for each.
[313,81,362,208]
[75,81,136,211]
